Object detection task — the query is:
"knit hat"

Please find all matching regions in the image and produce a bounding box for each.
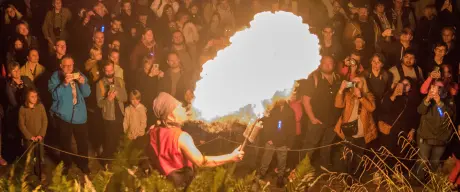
[153,92,180,121]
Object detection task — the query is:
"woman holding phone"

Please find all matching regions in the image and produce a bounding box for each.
[135,56,164,125]
[415,80,456,180]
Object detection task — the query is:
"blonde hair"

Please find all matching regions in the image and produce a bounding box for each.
[129,90,142,101]
[89,47,101,58]
[94,2,109,15]
[4,5,23,24]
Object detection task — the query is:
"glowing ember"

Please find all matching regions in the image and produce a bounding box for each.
[193,11,320,122]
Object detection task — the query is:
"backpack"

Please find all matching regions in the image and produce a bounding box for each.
[395,64,422,85]
[310,70,340,88]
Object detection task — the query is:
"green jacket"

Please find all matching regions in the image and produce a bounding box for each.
[18,104,48,140]
[96,77,127,121]
[417,98,455,143]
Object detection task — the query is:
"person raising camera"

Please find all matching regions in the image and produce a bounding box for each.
[48,55,91,175]
[415,80,456,181]
[420,64,454,95]
[335,76,377,177]
[339,51,364,81]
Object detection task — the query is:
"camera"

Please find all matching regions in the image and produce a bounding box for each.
[402,84,408,93]
[72,72,80,80]
[430,84,448,99]
[345,58,357,67]
[109,84,115,92]
[53,27,62,37]
[346,81,357,88]
[153,64,159,70]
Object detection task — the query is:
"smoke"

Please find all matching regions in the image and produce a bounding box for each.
[193,11,320,122]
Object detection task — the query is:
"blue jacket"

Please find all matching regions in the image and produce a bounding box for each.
[48,71,91,124]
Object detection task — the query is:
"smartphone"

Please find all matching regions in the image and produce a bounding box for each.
[109,84,115,92]
[153,64,159,70]
[346,81,355,88]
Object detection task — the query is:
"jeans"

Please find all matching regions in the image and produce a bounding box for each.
[414,141,446,180]
[303,122,336,166]
[56,117,89,174]
[259,143,288,177]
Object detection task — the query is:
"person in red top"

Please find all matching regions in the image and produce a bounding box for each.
[148,92,244,188]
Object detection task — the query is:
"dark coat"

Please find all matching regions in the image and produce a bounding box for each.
[158,69,196,103]
[262,103,296,147]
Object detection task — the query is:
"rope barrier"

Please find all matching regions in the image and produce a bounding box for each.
[216,136,455,162]
[342,140,456,163]
[35,131,458,163]
[15,142,37,163]
[219,137,345,151]
[39,136,222,161]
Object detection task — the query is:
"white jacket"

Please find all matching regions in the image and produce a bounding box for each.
[123,103,147,140]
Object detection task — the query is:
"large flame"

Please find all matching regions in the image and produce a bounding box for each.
[193,11,320,123]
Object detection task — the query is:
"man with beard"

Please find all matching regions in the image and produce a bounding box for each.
[159,52,195,103]
[298,56,342,169]
[343,6,380,53]
[96,61,127,164]
[389,50,424,89]
[105,17,125,48]
[170,30,198,73]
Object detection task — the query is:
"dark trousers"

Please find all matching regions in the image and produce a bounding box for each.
[302,122,336,166]
[87,110,104,153]
[287,134,304,170]
[379,131,413,173]
[343,137,365,177]
[56,117,89,174]
[102,119,123,159]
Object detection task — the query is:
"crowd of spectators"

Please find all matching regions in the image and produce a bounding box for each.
[1,0,460,189]
[295,0,460,189]
[0,0,300,185]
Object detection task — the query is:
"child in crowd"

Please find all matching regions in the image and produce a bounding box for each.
[18,88,47,179]
[123,90,147,142]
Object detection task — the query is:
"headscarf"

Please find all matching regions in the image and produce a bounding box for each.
[153,92,180,122]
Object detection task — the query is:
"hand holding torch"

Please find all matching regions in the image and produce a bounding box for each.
[240,119,263,151]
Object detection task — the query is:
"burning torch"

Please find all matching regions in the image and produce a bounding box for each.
[240,119,264,151]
